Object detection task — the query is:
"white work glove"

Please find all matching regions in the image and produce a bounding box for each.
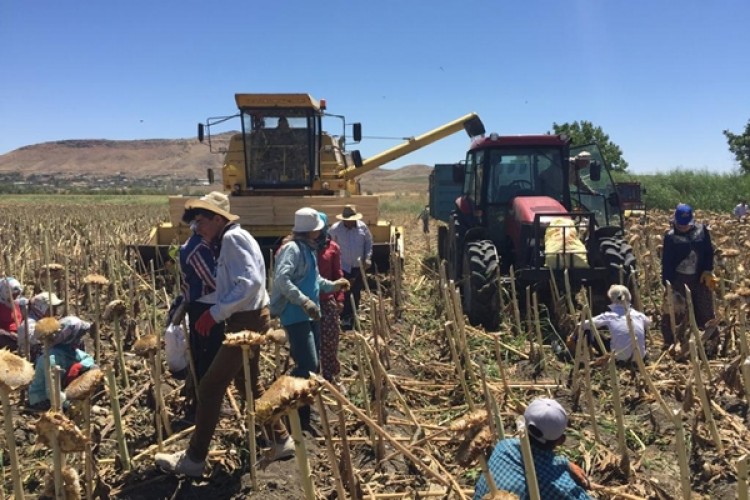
[333,278,350,292]
[364,259,372,269]
[302,299,321,321]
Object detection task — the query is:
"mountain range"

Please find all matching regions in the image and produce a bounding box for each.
[0,134,432,193]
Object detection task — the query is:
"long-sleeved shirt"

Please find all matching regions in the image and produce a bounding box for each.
[582,304,651,361]
[0,302,21,333]
[29,346,95,405]
[209,223,269,322]
[318,238,344,303]
[474,438,590,500]
[270,238,336,325]
[328,220,373,273]
[661,223,714,284]
[180,233,217,304]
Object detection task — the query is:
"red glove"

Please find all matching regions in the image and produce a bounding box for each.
[568,461,590,490]
[195,310,217,336]
[66,362,85,386]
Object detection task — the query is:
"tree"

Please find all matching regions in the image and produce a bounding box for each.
[723,120,750,174]
[552,121,629,172]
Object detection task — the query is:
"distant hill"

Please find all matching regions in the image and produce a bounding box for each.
[0,135,431,193]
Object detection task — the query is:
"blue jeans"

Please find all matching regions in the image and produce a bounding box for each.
[285,320,320,378]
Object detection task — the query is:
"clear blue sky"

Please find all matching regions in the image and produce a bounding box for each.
[2,1,749,174]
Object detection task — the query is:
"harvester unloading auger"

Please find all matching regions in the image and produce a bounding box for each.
[134,93,485,271]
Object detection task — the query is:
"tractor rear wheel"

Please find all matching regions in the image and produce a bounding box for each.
[461,240,501,331]
[598,235,636,285]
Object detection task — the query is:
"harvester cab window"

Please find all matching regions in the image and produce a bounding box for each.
[242,111,316,187]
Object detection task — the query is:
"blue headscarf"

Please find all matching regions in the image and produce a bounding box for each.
[316,212,329,249]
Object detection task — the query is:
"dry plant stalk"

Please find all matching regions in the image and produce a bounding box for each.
[105,366,131,471]
[104,299,129,388]
[36,410,87,500]
[35,316,62,410]
[83,273,109,363]
[315,393,347,500]
[738,454,749,500]
[688,338,723,452]
[223,330,266,492]
[516,417,540,500]
[133,334,171,447]
[0,349,35,499]
[65,368,105,500]
[256,375,321,500]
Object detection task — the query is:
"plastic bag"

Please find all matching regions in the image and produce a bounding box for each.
[164,323,188,373]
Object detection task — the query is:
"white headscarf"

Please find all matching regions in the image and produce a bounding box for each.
[0,277,22,307]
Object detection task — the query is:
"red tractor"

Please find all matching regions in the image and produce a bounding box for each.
[432,133,635,330]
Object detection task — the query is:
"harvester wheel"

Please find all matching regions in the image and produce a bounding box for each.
[461,240,501,331]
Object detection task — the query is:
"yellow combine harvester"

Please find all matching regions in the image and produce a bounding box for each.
[137,93,484,271]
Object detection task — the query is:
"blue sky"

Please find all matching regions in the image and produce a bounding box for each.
[2,1,749,174]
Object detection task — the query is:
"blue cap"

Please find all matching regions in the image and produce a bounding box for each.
[674,203,694,226]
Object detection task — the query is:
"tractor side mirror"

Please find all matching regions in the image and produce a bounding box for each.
[463,116,485,137]
[207,168,215,184]
[351,150,363,168]
[198,123,205,143]
[352,123,362,143]
[589,161,601,181]
[641,186,647,195]
[452,163,465,184]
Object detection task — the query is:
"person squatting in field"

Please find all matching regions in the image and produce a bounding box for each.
[577,284,651,363]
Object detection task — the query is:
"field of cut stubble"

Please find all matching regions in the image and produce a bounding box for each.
[1,194,750,499]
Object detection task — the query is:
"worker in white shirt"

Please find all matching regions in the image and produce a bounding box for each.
[328,205,373,329]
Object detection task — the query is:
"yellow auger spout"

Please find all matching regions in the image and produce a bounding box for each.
[339,112,483,180]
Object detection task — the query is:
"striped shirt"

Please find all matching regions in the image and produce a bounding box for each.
[180,233,217,304]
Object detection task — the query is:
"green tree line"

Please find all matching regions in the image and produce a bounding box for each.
[616,169,750,213]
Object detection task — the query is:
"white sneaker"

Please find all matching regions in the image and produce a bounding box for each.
[154,450,205,478]
[270,436,295,461]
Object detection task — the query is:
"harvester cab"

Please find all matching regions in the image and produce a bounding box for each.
[136,93,485,274]
[435,133,635,329]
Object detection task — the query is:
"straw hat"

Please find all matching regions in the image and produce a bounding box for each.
[336,205,363,221]
[184,191,239,222]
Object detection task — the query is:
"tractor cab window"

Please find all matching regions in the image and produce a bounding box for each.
[241,111,317,187]
[484,148,563,204]
[463,150,485,207]
[569,145,623,228]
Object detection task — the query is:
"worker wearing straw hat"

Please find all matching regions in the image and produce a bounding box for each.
[474,398,591,499]
[174,192,225,420]
[329,205,373,329]
[156,193,294,477]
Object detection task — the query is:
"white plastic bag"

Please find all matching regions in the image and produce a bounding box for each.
[164,323,189,373]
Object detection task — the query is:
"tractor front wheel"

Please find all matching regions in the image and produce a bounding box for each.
[461,240,501,331]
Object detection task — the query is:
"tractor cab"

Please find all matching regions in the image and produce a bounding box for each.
[454,135,623,269]
[438,133,633,329]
